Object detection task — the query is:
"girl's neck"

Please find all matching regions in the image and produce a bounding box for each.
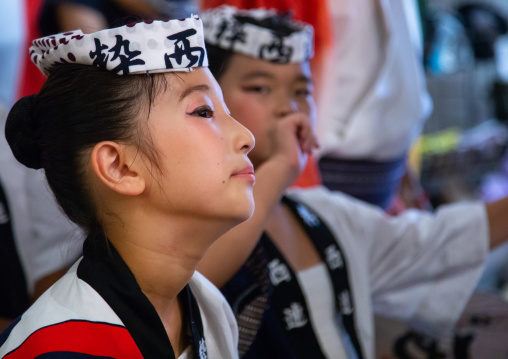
[106,214,225,357]
[105,210,231,310]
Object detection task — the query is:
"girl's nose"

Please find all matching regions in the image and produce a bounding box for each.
[232,116,255,154]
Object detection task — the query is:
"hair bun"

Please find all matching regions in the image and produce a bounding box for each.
[5,95,44,170]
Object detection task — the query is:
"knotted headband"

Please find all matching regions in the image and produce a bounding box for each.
[30,15,208,76]
[201,5,313,64]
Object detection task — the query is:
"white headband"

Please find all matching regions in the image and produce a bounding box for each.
[201,6,313,64]
[30,15,208,76]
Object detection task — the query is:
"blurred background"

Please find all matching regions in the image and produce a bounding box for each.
[420,0,508,208]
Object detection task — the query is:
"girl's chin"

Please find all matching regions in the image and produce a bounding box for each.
[231,202,255,224]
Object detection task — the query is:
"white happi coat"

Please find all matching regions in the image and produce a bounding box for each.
[287,186,488,358]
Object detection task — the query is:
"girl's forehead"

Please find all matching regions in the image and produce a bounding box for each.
[161,68,222,100]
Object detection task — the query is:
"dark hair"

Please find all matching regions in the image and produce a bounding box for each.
[205,44,234,80]
[206,11,302,80]
[6,64,167,237]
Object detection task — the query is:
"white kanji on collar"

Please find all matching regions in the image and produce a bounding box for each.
[325,244,343,270]
[268,259,291,286]
[339,290,353,315]
[283,302,308,330]
[198,338,208,359]
[296,204,320,227]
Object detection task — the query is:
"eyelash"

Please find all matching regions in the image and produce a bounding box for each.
[296,89,311,96]
[245,86,312,97]
[244,86,271,94]
[187,105,214,118]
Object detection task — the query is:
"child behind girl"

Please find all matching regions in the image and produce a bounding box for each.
[197,6,508,359]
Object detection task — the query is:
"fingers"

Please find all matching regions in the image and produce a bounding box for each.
[299,121,319,155]
[281,112,319,155]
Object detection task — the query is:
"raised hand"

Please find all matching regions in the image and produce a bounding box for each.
[269,112,320,187]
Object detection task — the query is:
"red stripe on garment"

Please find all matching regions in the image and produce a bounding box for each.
[4,320,143,358]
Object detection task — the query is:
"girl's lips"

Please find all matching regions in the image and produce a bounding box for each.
[231,165,256,182]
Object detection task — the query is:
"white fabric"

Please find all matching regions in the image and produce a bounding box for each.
[191,270,240,359]
[0,259,122,355]
[287,186,489,358]
[201,5,313,64]
[178,345,192,359]
[0,264,238,359]
[316,0,432,160]
[0,106,83,293]
[297,263,348,359]
[31,16,208,76]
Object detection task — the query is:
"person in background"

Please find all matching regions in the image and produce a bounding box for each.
[200,0,430,211]
[315,0,431,209]
[0,0,50,330]
[196,6,508,358]
[0,108,82,332]
[200,0,332,188]
[0,175,29,333]
[39,0,198,35]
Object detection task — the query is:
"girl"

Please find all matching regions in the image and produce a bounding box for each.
[1,16,257,358]
[197,6,508,359]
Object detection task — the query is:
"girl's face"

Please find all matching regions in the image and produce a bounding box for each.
[217,54,315,168]
[145,67,255,224]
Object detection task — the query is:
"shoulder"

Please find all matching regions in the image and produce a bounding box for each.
[286,185,373,212]
[286,186,383,235]
[190,271,237,326]
[0,260,139,358]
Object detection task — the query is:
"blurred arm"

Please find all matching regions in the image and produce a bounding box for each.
[486,196,508,250]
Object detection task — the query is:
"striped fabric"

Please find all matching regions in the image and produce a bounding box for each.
[318,156,407,209]
[236,242,271,357]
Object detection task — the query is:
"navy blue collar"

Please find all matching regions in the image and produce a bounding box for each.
[78,235,206,359]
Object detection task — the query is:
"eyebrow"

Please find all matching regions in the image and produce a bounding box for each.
[296,74,313,84]
[241,71,313,84]
[179,84,210,101]
[241,71,274,81]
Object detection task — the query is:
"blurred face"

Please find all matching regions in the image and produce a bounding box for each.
[144,67,255,224]
[217,54,315,168]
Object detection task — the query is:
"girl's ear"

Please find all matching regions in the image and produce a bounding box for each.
[90,141,145,196]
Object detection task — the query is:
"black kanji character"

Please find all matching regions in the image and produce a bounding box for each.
[164,29,205,69]
[259,36,293,64]
[215,20,229,42]
[89,38,109,70]
[108,35,145,74]
[226,22,246,50]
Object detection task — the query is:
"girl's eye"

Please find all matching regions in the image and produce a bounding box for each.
[188,106,214,118]
[296,88,312,97]
[244,86,271,94]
